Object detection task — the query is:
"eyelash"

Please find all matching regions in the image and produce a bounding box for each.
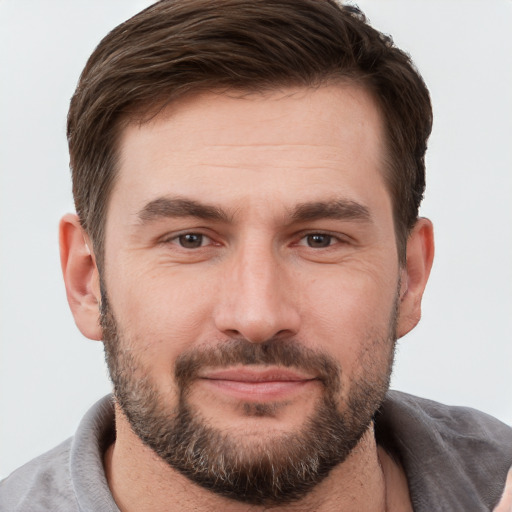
[162,230,346,250]
[163,232,213,249]
[302,233,338,248]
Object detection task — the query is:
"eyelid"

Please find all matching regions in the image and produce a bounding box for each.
[157,228,351,248]
[159,229,217,247]
[294,230,350,247]
[160,230,197,243]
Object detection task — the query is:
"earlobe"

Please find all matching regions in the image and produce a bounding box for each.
[397,218,435,338]
[59,214,102,341]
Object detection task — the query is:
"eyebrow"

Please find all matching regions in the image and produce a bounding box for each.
[136,196,371,225]
[137,197,230,223]
[291,199,371,223]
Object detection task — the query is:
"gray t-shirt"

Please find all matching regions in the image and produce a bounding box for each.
[1,391,511,511]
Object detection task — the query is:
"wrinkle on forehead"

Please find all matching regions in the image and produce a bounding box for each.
[118,84,384,155]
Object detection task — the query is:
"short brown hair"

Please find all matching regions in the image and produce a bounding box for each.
[68,0,432,267]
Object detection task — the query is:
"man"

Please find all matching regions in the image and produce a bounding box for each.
[1,0,511,510]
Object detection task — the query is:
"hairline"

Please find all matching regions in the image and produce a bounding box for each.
[89,79,411,273]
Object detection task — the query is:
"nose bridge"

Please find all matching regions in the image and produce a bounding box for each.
[214,235,300,342]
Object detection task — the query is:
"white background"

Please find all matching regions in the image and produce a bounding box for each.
[1,0,511,479]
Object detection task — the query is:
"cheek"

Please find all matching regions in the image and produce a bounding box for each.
[298,263,398,375]
[105,263,216,376]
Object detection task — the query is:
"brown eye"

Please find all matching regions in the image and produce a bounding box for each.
[178,233,204,248]
[306,234,332,248]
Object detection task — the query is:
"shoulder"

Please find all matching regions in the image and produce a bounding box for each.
[0,395,117,512]
[377,391,512,511]
[384,390,512,451]
[0,438,79,512]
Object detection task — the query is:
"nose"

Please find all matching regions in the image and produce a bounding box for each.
[213,240,301,343]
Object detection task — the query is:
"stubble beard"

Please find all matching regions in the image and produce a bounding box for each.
[100,287,398,506]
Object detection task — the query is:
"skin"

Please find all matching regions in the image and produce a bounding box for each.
[494,468,512,512]
[60,84,435,511]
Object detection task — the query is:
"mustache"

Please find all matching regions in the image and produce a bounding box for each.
[174,338,341,393]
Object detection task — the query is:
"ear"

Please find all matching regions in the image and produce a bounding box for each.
[59,213,102,340]
[397,217,435,338]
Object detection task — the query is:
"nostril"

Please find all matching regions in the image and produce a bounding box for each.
[275,329,294,339]
[224,328,241,338]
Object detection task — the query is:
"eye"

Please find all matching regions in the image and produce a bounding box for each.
[175,233,209,249]
[302,233,335,248]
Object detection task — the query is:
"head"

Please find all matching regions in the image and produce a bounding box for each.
[60,0,434,506]
[67,0,432,270]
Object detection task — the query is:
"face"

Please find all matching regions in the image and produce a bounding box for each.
[100,85,402,504]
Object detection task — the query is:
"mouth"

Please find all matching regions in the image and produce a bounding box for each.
[198,366,319,401]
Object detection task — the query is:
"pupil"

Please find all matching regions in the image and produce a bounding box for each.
[179,234,202,248]
[308,234,331,248]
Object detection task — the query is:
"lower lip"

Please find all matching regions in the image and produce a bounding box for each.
[200,378,316,401]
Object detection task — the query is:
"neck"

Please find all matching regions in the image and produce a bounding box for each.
[104,403,411,512]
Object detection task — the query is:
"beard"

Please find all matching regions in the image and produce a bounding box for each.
[100,286,397,506]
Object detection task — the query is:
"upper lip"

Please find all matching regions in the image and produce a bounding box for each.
[199,367,316,383]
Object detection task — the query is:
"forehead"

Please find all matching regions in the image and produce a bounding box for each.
[111,84,389,221]
[121,84,384,156]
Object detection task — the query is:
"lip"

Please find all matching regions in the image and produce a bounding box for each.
[198,366,318,401]
[201,367,315,382]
